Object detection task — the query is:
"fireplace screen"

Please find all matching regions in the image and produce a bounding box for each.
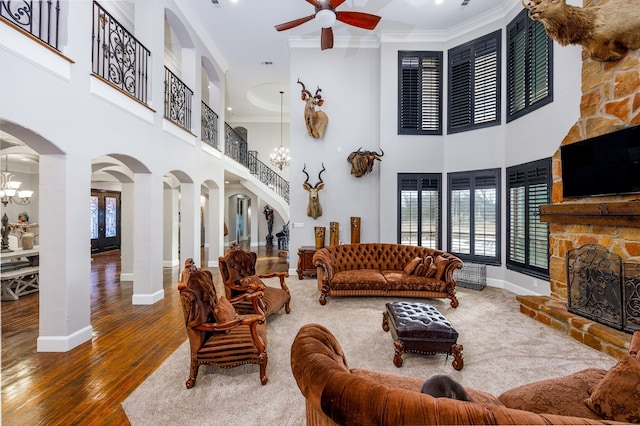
[624,263,640,333]
[567,244,623,330]
[567,244,639,333]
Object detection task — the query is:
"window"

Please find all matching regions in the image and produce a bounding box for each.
[507,158,551,278]
[507,9,553,122]
[398,174,442,248]
[447,169,500,264]
[398,51,443,135]
[448,30,501,134]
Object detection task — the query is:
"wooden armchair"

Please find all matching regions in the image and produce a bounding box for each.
[179,269,268,388]
[218,245,291,318]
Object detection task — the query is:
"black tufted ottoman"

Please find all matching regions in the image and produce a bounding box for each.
[382,301,463,370]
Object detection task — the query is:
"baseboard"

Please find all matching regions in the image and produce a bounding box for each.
[208,260,219,268]
[36,325,93,352]
[132,289,165,305]
[120,273,134,282]
[486,278,541,296]
[163,259,179,268]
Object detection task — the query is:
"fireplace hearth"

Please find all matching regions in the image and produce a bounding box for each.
[567,244,640,334]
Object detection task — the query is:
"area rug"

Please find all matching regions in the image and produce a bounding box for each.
[122,279,617,425]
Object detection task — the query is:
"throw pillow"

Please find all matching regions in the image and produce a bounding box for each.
[433,255,448,280]
[421,256,434,277]
[214,296,237,323]
[404,257,422,275]
[585,355,640,422]
[498,367,606,419]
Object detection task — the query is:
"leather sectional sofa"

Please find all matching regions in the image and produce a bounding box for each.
[312,243,463,307]
[291,323,640,425]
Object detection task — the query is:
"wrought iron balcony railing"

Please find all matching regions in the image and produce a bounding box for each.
[201,101,219,150]
[1,0,61,50]
[164,66,193,131]
[91,1,150,104]
[225,123,290,204]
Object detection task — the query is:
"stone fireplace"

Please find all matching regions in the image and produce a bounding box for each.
[517,0,640,359]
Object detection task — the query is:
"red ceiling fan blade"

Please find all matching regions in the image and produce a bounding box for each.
[328,0,346,8]
[335,11,381,30]
[321,27,334,50]
[275,14,316,32]
[305,0,322,8]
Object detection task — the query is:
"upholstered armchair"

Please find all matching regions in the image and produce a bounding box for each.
[179,269,268,388]
[218,245,291,318]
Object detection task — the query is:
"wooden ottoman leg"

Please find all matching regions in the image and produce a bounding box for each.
[382,311,389,332]
[451,343,464,371]
[393,340,405,368]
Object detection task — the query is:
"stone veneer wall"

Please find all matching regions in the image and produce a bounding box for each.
[519,0,639,359]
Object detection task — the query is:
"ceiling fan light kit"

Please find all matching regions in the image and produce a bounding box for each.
[315,9,336,28]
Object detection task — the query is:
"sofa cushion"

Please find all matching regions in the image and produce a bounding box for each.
[214,296,237,323]
[497,367,607,420]
[585,355,640,423]
[382,272,447,292]
[433,255,448,280]
[331,269,388,291]
[349,368,504,406]
[404,257,422,275]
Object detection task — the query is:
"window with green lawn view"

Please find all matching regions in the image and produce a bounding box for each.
[447,169,500,264]
[398,173,442,248]
[506,158,551,278]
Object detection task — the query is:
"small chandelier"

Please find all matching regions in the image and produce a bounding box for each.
[270,90,290,171]
[0,155,33,206]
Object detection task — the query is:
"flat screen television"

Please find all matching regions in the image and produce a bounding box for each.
[560,125,640,198]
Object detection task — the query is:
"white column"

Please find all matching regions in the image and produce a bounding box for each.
[179,182,200,267]
[163,186,179,267]
[37,154,92,352]
[207,187,223,267]
[120,181,134,281]
[131,171,164,304]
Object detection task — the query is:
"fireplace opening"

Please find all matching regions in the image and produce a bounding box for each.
[567,244,640,334]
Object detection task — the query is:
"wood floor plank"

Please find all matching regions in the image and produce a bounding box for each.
[1,246,288,425]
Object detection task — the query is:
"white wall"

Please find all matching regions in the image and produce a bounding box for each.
[288,46,382,258]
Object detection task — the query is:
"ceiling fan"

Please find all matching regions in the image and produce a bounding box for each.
[274,0,382,50]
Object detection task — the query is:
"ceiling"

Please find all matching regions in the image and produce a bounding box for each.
[177,0,516,123]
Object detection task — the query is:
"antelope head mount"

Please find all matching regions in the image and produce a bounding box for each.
[298,79,329,139]
[302,163,326,220]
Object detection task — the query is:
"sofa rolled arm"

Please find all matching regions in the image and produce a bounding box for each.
[443,255,464,287]
[312,249,335,281]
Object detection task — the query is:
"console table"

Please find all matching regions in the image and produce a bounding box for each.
[297,246,318,279]
[1,246,40,301]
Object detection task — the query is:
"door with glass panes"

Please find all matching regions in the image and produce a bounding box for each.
[90,190,121,253]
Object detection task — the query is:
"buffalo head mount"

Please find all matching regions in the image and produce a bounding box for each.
[347,147,384,178]
[298,79,328,139]
[302,163,326,220]
[521,0,640,62]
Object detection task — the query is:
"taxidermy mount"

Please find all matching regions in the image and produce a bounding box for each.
[302,163,326,219]
[298,79,328,139]
[522,0,640,62]
[347,147,384,177]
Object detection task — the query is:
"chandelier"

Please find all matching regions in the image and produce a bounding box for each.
[270,90,290,171]
[0,155,33,206]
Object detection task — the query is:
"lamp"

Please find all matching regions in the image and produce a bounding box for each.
[0,155,33,206]
[270,91,290,171]
[315,9,336,28]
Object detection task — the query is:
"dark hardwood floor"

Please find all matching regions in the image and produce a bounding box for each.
[1,244,288,425]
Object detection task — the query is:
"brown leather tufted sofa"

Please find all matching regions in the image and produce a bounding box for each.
[291,323,639,426]
[313,243,463,307]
